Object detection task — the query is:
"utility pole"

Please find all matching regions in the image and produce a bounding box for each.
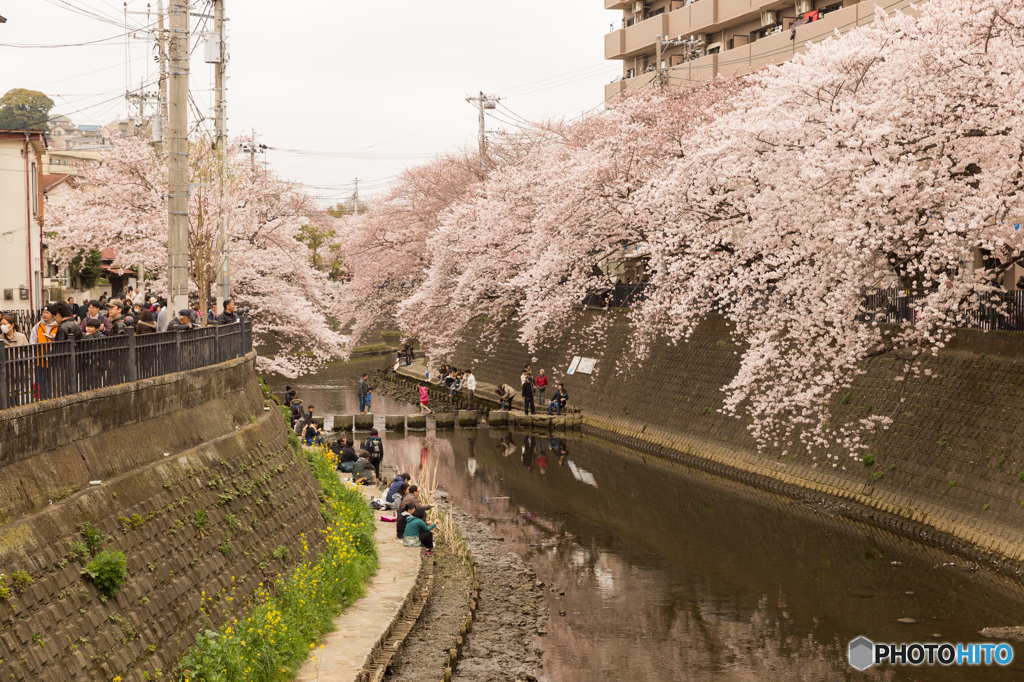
[166,0,189,314]
[157,0,168,129]
[211,0,229,309]
[655,34,664,87]
[465,92,498,175]
[352,177,359,216]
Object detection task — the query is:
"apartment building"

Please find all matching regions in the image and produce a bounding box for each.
[604,0,917,99]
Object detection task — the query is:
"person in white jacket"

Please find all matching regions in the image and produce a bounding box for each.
[464,369,477,410]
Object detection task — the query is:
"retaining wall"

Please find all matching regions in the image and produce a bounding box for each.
[448,311,1024,571]
[0,353,327,682]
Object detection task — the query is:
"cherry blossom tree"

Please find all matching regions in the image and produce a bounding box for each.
[378,0,1024,459]
[48,133,348,376]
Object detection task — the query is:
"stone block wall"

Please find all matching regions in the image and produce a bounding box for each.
[0,354,327,681]
[449,311,1024,567]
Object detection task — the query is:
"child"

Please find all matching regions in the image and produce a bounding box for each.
[365,389,372,412]
[419,382,432,414]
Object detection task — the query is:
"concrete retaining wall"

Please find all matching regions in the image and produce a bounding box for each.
[0,353,327,681]
[449,311,1024,571]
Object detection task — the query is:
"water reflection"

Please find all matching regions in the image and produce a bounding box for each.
[284,364,1024,681]
[262,357,417,417]
[376,429,1024,682]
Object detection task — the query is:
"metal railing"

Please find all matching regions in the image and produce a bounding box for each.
[1,319,252,410]
[581,284,1024,332]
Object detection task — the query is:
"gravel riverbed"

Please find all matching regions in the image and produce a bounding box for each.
[384,503,548,682]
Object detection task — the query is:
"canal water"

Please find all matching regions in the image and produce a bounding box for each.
[268,362,1024,681]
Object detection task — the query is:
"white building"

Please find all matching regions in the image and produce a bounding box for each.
[0,129,47,312]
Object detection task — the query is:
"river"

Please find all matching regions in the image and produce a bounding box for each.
[266,360,1024,681]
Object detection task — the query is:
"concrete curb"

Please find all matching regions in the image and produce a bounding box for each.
[358,550,435,682]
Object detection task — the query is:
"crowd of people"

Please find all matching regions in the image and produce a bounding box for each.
[1,286,244,350]
[493,364,568,415]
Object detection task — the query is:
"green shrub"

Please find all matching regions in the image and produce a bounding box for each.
[0,574,10,600]
[272,545,290,562]
[11,570,34,595]
[862,454,875,468]
[81,550,128,598]
[78,522,105,555]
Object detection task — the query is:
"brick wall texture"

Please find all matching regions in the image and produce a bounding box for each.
[449,310,1024,568]
[0,355,327,681]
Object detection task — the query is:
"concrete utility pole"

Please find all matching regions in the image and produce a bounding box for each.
[157,1,168,133]
[166,0,190,314]
[353,177,359,216]
[212,0,230,308]
[655,34,664,87]
[465,92,498,175]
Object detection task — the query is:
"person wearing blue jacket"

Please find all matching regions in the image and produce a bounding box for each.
[386,473,411,504]
[403,508,436,554]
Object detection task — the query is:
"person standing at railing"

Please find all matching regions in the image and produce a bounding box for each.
[29,305,57,401]
[79,300,112,337]
[106,300,133,336]
[1,314,28,348]
[136,310,157,334]
[167,309,194,331]
[52,302,82,342]
[217,299,239,325]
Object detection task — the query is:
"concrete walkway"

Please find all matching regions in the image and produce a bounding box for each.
[295,480,424,682]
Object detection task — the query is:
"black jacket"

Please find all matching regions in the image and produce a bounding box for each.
[339,445,359,463]
[217,310,239,325]
[56,318,82,342]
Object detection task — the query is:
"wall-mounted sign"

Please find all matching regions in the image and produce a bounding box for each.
[576,357,597,374]
[567,356,581,375]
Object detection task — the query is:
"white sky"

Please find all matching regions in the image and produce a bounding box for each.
[1,0,617,205]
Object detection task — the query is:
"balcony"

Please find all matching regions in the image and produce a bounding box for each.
[605,0,632,8]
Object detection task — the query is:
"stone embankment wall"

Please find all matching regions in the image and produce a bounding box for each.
[0,353,326,682]
[448,311,1024,571]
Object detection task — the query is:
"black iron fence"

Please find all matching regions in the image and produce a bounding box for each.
[1,319,252,410]
[861,288,1024,331]
[582,284,1024,332]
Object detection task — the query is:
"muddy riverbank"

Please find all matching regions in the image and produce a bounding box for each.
[384,502,548,682]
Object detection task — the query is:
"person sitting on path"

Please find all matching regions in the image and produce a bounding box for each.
[303,421,319,446]
[329,436,343,459]
[419,382,432,414]
[393,482,411,540]
[496,383,517,411]
[403,507,437,554]
[351,453,377,485]
[364,428,385,478]
[386,473,411,505]
[521,371,536,415]
[336,438,359,472]
[547,384,569,415]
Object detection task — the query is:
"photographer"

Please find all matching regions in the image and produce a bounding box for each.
[217,299,240,325]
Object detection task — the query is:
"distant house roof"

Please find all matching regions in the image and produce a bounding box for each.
[100,248,118,260]
[78,125,101,133]
[42,174,74,192]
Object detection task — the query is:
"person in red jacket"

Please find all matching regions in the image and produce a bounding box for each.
[535,369,548,406]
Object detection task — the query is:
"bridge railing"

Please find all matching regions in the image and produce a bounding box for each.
[0,319,252,410]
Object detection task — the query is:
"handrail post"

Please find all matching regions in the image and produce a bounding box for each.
[67,340,77,398]
[127,327,137,382]
[175,331,182,373]
[0,347,8,411]
[214,322,220,364]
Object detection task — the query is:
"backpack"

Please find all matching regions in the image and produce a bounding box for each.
[367,436,384,460]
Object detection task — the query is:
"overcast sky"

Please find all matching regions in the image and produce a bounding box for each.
[1,1,616,205]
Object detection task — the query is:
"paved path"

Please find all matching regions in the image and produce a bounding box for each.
[295,480,419,682]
